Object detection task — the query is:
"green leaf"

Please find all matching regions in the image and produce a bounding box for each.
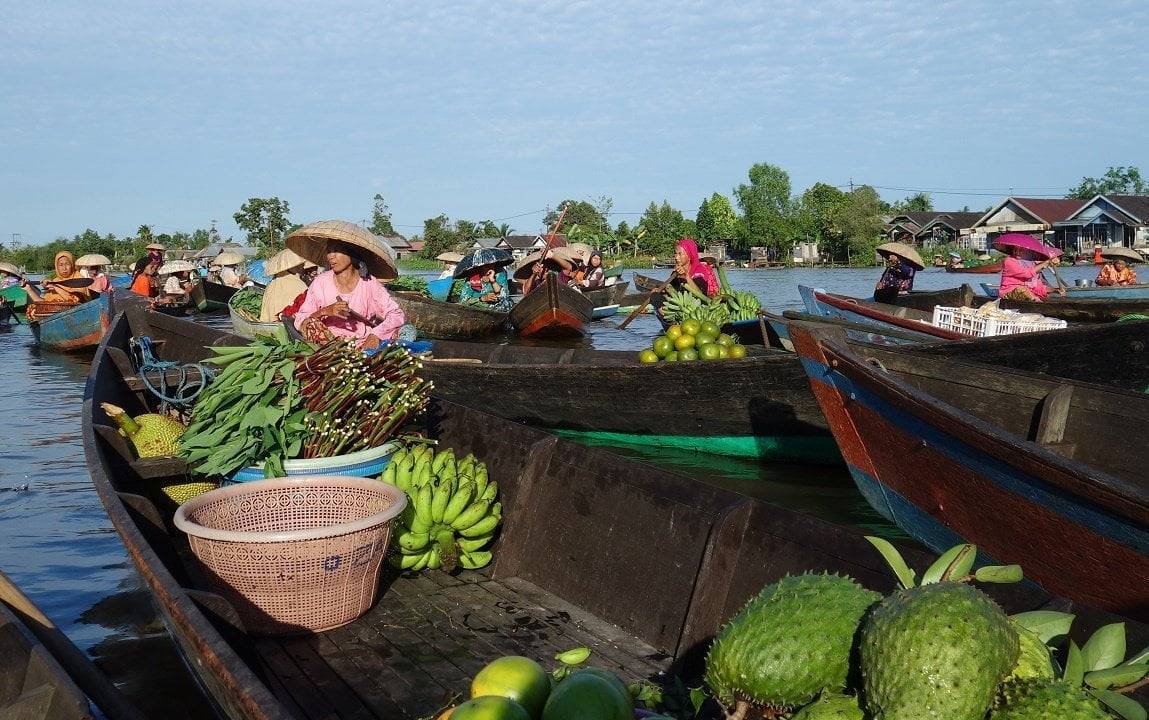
[1085,665,1149,689]
[1127,644,1149,666]
[1065,641,1085,687]
[1089,688,1147,720]
[1082,623,1127,672]
[974,564,1023,583]
[1010,611,1076,643]
[865,536,916,589]
[689,687,708,716]
[554,647,590,666]
[921,544,976,584]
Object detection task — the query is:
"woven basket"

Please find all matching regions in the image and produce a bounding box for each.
[225,442,398,485]
[174,476,407,635]
[26,300,79,322]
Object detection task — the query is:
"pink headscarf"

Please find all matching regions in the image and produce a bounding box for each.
[677,238,719,297]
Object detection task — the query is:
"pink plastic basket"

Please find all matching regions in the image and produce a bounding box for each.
[173,476,407,635]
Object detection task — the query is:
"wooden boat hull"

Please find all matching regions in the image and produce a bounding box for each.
[590,304,618,320]
[788,322,1149,618]
[0,601,92,719]
[999,295,1149,323]
[985,283,1149,301]
[799,285,962,342]
[632,273,664,293]
[227,304,282,340]
[391,292,508,339]
[1,284,28,311]
[30,294,112,352]
[83,304,1149,718]
[946,261,1003,274]
[580,281,630,308]
[423,340,836,461]
[893,284,977,312]
[508,274,592,338]
[191,281,237,313]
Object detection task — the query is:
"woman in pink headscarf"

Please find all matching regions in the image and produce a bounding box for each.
[672,238,719,297]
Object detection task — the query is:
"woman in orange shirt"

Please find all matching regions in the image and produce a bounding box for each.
[1095,259,1138,286]
[130,257,159,297]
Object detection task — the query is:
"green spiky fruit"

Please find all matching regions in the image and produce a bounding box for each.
[791,693,864,719]
[704,573,880,711]
[101,402,185,457]
[861,582,1019,720]
[991,680,1110,719]
[1009,626,1056,681]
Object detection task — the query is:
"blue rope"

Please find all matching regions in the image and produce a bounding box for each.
[130,335,215,408]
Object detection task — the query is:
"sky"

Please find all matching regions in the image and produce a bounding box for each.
[2,0,1147,245]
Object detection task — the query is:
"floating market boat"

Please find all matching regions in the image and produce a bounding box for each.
[886,284,978,312]
[1,283,28,312]
[998,294,1149,323]
[508,273,593,338]
[579,281,630,308]
[190,280,237,313]
[632,273,664,294]
[590,304,619,320]
[227,305,281,339]
[945,260,1003,274]
[982,282,1149,300]
[786,320,1149,619]
[87,302,1147,719]
[421,340,835,462]
[28,294,113,352]
[391,291,508,340]
[798,286,964,341]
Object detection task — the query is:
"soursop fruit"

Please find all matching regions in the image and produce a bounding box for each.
[100,402,185,457]
[704,573,880,712]
[1009,625,1056,681]
[990,680,1110,720]
[860,582,1019,720]
[791,692,864,719]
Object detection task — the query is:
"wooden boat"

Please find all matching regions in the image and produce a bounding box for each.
[891,284,978,312]
[190,280,237,313]
[508,273,593,338]
[579,281,630,308]
[983,282,1149,301]
[632,273,664,293]
[945,260,1003,274]
[152,300,194,317]
[590,304,618,320]
[799,286,963,342]
[1,283,29,311]
[422,340,835,462]
[29,294,113,352]
[87,304,1149,719]
[227,304,282,340]
[999,295,1149,323]
[787,320,1149,619]
[391,292,508,340]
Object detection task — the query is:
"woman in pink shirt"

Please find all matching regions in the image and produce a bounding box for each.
[998,247,1055,301]
[288,222,405,350]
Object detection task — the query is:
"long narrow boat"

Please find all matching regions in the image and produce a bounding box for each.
[999,294,1149,323]
[29,294,113,352]
[508,273,593,338]
[2,283,29,311]
[888,284,977,312]
[0,592,92,719]
[190,280,237,313]
[227,300,282,340]
[982,282,1149,301]
[422,340,835,462]
[945,260,1003,274]
[391,292,508,340]
[632,273,664,293]
[579,281,630,308]
[85,304,1144,718]
[799,285,963,341]
[787,320,1149,619]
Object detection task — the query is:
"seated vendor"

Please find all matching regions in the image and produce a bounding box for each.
[1096,258,1138,287]
[290,223,405,350]
[456,257,513,312]
[260,248,312,322]
[21,251,94,304]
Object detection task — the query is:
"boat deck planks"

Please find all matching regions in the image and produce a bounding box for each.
[247,570,668,720]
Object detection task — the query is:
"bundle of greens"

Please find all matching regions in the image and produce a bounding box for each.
[387,275,430,296]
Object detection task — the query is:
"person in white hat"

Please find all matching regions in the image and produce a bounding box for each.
[259,249,311,323]
[213,252,247,288]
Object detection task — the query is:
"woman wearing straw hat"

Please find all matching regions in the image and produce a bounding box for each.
[1095,246,1141,287]
[259,249,312,323]
[436,252,463,280]
[287,221,405,349]
[214,251,247,288]
[146,242,165,268]
[159,260,196,299]
[75,254,112,293]
[873,242,924,304]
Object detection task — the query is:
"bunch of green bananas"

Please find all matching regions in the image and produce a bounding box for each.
[662,288,731,325]
[380,445,501,572]
[725,290,762,322]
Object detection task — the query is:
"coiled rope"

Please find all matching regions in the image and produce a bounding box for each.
[130,335,214,408]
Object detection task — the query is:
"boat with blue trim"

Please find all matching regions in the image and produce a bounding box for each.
[786,319,1149,618]
[29,293,113,352]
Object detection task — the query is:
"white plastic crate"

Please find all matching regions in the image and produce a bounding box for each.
[931,306,1067,337]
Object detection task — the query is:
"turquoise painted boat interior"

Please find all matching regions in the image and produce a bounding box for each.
[552,428,842,464]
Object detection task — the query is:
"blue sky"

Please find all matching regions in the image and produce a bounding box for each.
[2,0,1147,245]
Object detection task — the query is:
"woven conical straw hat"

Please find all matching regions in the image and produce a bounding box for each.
[286,221,398,280]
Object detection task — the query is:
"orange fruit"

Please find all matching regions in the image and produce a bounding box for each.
[728,344,748,359]
[678,348,698,361]
[452,696,532,720]
[681,319,702,336]
[699,343,722,361]
[673,334,695,351]
[700,321,721,337]
[651,336,673,358]
[471,656,551,719]
[695,332,718,347]
[638,350,659,364]
[665,325,683,340]
[716,333,734,347]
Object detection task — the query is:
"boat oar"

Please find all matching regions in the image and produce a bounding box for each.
[618,273,677,330]
[0,569,146,720]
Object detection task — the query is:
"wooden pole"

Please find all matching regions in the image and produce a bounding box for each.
[0,569,146,720]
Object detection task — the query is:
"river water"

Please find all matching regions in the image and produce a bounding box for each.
[0,265,1106,716]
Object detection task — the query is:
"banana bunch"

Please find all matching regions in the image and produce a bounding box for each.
[380,445,502,572]
[662,288,731,325]
[725,290,761,322]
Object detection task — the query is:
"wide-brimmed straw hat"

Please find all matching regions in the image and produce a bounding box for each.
[1100,246,1143,264]
[285,220,398,280]
[145,242,166,251]
[75,253,112,267]
[0,262,20,276]
[513,247,575,280]
[875,242,925,271]
[436,251,464,263]
[159,260,196,274]
[208,264,222,271]
[565,243,592,263]
[264,248,308,276]
[214,251,245,267]
[453,248,513,280]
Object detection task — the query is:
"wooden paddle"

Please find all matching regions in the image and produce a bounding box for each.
[1,270,93,289]
[618,272,678,330]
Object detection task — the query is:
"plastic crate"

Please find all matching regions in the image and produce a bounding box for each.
[931,306,1067,337]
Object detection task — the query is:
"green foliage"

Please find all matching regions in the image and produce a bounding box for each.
[418,214,460,259]
[0,225,218,272]
[639,201,688,255]
[892,192,934,212]
[1068,166,1147,200]
[695,193,739,243]
[233,197,292,257]
[370,193,396,236]
[833,186,885,265]
[734,162,795,252]
[545,199,610,235]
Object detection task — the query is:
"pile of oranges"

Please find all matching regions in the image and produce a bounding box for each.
[637,319,749,363]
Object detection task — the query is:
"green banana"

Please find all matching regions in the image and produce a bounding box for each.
[479,480,497,502]
[442,481,474,526]
[459,551,492,570]
[458,454,475,478]
[396,531,429,552]
[391,549,429,569]
[459,514,499,538]
[430,480,451,523]
[396,455,414,489]
[427,546,443,570]
[474,464,489,497]
[432,448,453,474]
[451,499,491,531]
[456,533,494,553]
[413,483,433,527]
[380,461,397,485]
[411,551,431,571]
[416,462,432,488]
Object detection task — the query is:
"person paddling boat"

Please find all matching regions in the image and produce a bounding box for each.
[873,242,924,304]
